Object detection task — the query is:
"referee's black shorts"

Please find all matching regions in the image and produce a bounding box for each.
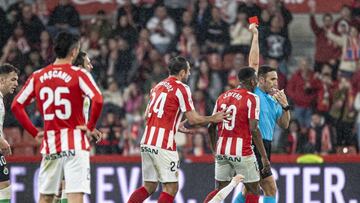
[0,153,10,182]
[253,139,272,179]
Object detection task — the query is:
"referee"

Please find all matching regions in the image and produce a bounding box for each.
[234,24,291,203]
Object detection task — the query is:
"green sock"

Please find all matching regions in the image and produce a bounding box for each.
[0,199,10,203]
[61,198,68,203]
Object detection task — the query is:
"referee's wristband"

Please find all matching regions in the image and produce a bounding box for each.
[282,105,292,111]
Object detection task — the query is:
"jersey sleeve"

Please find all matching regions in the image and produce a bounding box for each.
[175,84,195,112]
[247,94,260,120]
[78,69,103,130]
[11,74,38,137]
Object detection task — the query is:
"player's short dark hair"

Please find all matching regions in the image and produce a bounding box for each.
[323,13,332,20]
[258,65,277,78]
[168,56,189,75]
[73,51,87,67]
[237,67,256,82]
[54,32,80,59]
[0,63,20,75]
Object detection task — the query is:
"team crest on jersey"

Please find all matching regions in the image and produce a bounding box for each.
[3,166,8,175]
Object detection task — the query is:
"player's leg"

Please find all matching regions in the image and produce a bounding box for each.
[60,180,67,203]
[243,182,261,203]
[128,145,159,202]
[204,156,232,202]
[63,150,90,203]
[234,154,261,203]
[157,147,181,202]
[208,175,244,203]
[0,154,11,203]
[260,175,277,203]
[260,140,277,203]
[38,156,63,203]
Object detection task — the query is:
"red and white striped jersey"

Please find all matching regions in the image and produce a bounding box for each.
[11,63,103,154]
[214,88,260,157]
[141,76,194,151]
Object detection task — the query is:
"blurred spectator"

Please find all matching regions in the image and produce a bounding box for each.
[103,80,124,112]
[47,0,81,36]
[333,5,352,35]
[37,30,54,65]
[177,26,197,56]
[308,112,332,154]
[117,0,139,26]
[89,10,112,40]
[236,0,261,21]
[193,0,212,46]
[0,7,12,51]
[229,9,252,54]
[19,3,45,46]
[112,14,138,48]
[286,57,317,127]
[215,0,238,24]
[204,7,229,52]
[188,132,211,156]
[326,25,360,75]
[265,0,293,30]
[280,119,300,154]
[329,75,357,147]
[164,0,190,25]
[260,14,291,62]
[97,112,122,154]
[146,5,176,54]
[308,1,341,72]
[314,64,337,116]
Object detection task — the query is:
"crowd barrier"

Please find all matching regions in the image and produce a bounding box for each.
[7,154,360,203]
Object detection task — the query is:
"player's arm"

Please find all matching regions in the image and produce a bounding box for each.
[179,85,228,127]
[248,23,259,72]
[11,76,39,137]
[208,123,217,153]
[79,70,103,131]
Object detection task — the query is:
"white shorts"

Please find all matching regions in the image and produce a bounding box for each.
[38,150,90,195]
[215,154,260,183]
[141,145,179,183]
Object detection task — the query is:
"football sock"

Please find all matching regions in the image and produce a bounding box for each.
[264,196,276,203]
[128,186,150,203]
[61,190,68,203]
[234,192,246,203]
[203,189,219,203]
[245,194,259,203]
[158,192,174,203]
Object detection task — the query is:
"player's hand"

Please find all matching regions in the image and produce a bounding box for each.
[35,131,44,145]
[213,109,231,123]
[0,137,11,156]
[178,120,194,134]
[273,89,289,107]
[261,157,271,175]
[249,23,258,35]
[76,125,103,143]
[232,174,245,185]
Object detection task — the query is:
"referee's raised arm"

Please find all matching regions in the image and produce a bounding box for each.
[248,23,260,72]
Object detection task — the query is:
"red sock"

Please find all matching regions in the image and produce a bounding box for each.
[245,194,259,203]
[203,189,219,203]
[158,192,174,203]
[128,186,150,203]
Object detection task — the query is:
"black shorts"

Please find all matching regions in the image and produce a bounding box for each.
[0,153,10,182]
[253,139,272,179]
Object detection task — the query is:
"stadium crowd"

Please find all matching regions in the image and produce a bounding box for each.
[1,0,360,157]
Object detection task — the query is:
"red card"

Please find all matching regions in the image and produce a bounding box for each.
[248,16,259,25]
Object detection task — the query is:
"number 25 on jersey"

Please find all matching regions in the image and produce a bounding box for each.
[40,87,72,120]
